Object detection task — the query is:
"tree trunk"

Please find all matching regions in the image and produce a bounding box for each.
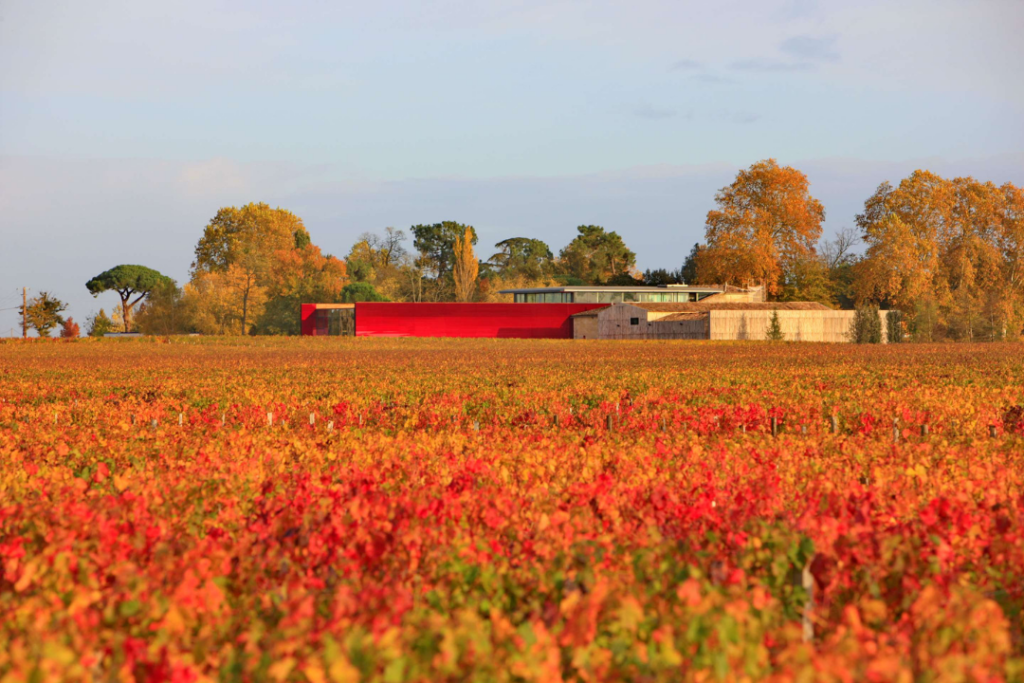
[121,296,131,333]
[242,287,249,336]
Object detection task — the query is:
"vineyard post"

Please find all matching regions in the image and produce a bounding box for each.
[770,416,778,437]
[830,414,838,434]
[309,413,315,426]
[989,425,997,438]
[607,414,614,431]
[921,424,929,437]
[802,562,814,642]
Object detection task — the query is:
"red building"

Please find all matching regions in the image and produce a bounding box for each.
[301,302,605,338]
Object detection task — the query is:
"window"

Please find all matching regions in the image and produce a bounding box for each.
[630,317,640,325]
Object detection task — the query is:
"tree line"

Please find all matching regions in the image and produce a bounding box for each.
[16,159,1023,341]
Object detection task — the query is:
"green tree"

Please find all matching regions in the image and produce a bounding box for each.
[340,282,388,302]
[411,221,478,282]
[487,238,554,280]
[558,225,637,284]
[642,268,684,286]
[20,292,67,337]
[86,265,176,333]
[680,243,704,284]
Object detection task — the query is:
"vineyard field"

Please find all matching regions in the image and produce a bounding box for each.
[2,338,1023,682]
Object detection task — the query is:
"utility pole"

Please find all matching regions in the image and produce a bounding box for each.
[22,287,27,338]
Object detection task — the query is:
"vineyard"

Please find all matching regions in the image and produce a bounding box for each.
[2,337,1023,682]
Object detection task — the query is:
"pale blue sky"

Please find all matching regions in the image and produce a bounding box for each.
[1,0,1022,333]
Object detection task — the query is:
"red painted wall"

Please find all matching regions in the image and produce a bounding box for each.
[354,303,606,338]
[300,304,318,336]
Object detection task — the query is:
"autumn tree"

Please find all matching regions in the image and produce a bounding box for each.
[19,292,67,337]
[85,265,175,333]
[254,243,348,335]
[558,225,637,284]
[854,171,1022,340]
[452,227,480,302]
[191,203,311,334]
[696,159,824,297]
[60,318,81,338]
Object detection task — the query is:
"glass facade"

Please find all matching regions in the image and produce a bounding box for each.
[513,290,710,303]
[314,308,355,336]
[513,292,574,303]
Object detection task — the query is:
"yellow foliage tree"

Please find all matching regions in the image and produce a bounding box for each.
[452,227,479,302]
[189,203,322,334]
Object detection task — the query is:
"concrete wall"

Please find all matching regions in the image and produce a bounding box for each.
[573,315,599,339]
[708,309,892,343]
[597,304,708,340]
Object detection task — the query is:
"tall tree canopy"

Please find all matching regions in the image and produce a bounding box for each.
[193,203,309,273]
[855,171,1023,339]
[86,265,175,333]
[187,203,343,335]
[696,159,824,296]
[558,225,636,284]
[487,238,554,280]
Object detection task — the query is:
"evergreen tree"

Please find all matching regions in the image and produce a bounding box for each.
[766,310,785,341]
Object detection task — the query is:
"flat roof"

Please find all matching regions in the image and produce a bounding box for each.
[498,285,724,294]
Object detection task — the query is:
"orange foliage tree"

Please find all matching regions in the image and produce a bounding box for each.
[59,317,80,338]
[696,159,824,297]
[855,171,1023,339]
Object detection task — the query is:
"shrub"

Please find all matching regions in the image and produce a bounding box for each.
[885,309,905,343]
[851,305,882,344]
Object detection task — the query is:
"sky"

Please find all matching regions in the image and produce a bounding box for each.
[1,0,1023,334]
